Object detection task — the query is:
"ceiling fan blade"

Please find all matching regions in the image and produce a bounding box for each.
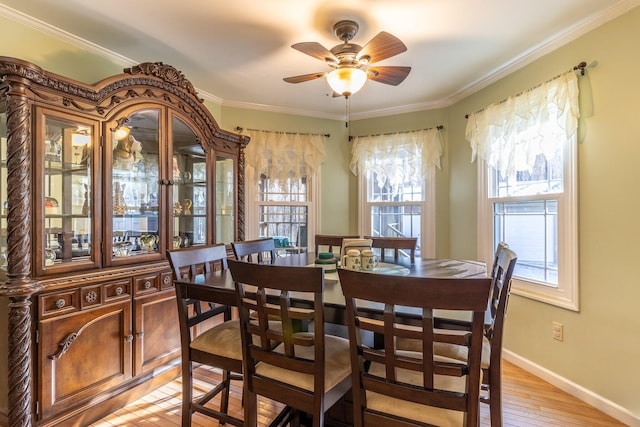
[357,32,407,64]
[283,72,327,84]
[367,66,411,86]
[291,42,337,63]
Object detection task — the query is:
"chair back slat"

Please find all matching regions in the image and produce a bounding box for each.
[167,244,231,328]
[314,234,360,256]
[167,244,228,281]
[339,268,492,426]
[231,238,277,263]
[368,236,418,263]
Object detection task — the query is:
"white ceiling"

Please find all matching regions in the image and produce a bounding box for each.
[1,0,638,120]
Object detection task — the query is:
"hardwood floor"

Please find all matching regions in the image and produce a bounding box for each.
[89,360,627,426]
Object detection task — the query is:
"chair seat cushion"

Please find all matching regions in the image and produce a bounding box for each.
[190,319,242,360]
[365,350,470,427]
[396,336,491,368]
[255,333,351,392]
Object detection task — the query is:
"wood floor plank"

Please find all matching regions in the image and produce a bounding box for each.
[87,360,628,426]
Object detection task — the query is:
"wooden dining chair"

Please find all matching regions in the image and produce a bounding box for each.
[479,245,517,426]
[231,237,277,263]
[314,234,359,256]
[338,268,492,426]
[167,244,244,426]
[367,236,417,263]
[397,244,517,427]
[227,258,352,426]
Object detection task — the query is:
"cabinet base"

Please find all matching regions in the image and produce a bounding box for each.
[36,361,180,427]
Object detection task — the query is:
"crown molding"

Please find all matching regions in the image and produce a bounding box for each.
[0,4,135,67]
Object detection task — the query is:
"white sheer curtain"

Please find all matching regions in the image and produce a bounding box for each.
[244,130,327,182]
[349,128,443,190]
[465,70,579,177]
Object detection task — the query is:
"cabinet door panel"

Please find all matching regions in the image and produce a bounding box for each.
[106,107,163,266]
[133,289,180,375]
[38,301,132,420]
[215,156,236,244]
[171,114,208,247]
[34,108,101,275]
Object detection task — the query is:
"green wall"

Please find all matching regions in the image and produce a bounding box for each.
[0,14,122,84]
[448,7,640,419]
[1,5,640,423]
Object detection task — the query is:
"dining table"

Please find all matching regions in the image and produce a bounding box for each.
[174,252,488,329]
[174,251,489,424]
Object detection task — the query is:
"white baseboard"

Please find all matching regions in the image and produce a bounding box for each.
[503,350,640,427]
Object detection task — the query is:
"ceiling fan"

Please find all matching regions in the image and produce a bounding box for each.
[283,20,411,98]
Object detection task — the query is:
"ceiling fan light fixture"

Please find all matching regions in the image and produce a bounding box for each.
[327,67,367,97]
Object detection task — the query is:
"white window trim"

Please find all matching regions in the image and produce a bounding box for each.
[245,165,319,249]
[476,134,579,311]
[357,166,436,259]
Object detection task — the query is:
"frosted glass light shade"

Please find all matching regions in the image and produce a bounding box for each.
[326,68,367,97]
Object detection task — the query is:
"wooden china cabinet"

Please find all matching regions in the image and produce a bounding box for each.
[0,57,248,426]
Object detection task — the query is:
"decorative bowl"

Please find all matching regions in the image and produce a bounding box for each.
[315,252,338,273]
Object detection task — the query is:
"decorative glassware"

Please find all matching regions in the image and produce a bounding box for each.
[44,248,57,266]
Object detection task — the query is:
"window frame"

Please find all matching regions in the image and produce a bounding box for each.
[358,166,436,259]
[477,132,579,311]
[245,165,319,252]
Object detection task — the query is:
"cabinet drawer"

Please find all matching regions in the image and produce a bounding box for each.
[104,279,132,302]
[134,274,160,296]
[40,289,80,318]
[80,285,103,309]
[160,271,173,290]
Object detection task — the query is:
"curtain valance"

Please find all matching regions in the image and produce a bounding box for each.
[465,70,579,177]
[245,130,327,182]
[349,128,443,190]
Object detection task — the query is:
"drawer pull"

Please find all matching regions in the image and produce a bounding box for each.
[55,299,66,309]
[125,334,134,343]
[115,286,123,296]
[144,281,152,289]
[85,291,98,304]
[137,331,144,338]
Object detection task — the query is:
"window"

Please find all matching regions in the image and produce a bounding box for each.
[469,70,579,310]
[243,130,325,254]
[351,128,443,258]
[257,175,311,253]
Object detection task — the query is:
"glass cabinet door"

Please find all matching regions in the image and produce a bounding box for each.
[37,110,97,272]
[171,115,206,248]
[216,156,235,244]
[108,109,161,262]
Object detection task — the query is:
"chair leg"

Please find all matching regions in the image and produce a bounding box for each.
[220,369,231,415]
[244,390,258,427]
[182,362,193,427]
[488,361,503,427]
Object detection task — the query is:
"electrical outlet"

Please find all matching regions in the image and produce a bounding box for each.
[552,321,563,341]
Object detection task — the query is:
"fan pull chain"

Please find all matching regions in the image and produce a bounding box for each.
[345,97,350,128]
